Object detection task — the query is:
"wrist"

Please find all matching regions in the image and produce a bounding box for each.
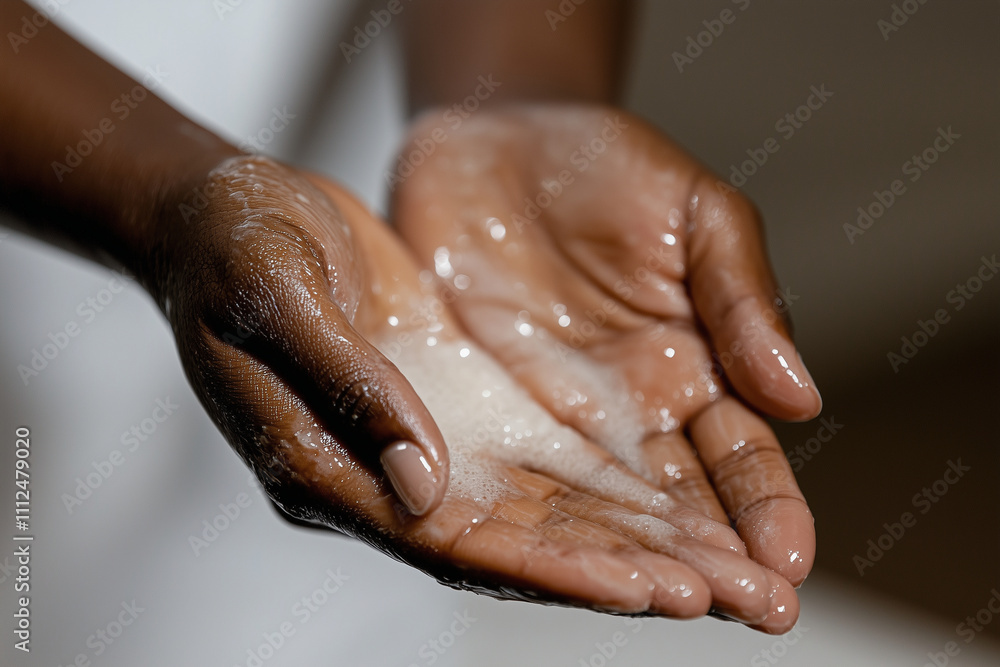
[132,139,244,303]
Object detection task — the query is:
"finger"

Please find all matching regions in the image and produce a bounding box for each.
[191,328,717,619]
[182,331,399,533]
[640,431,728,523]
[416,496,664,614]
[499,467,711,617]
[517,471,779,626]
[686,174,821,421]
[748,572,801,635]
[518,432,746,554]
[215,216,448,517]
[688,395,816,586]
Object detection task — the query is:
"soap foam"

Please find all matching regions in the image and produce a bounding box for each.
[385,337,680,519]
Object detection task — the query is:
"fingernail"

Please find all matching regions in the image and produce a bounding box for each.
[789,349,822,416]
[757,325,822,418]
[796,352,822,403]
[380,440,439,516]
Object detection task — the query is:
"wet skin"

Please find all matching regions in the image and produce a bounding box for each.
[392,105,821,591]
[154,155,799,632]
[0,0,811,636]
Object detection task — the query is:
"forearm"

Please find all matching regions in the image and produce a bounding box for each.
[403,0,632,113]
[0,1,238,279]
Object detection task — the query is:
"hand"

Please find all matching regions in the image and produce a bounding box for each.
[382,331,800,633]
[391,104,820,585]
[148,156,796,632]
[148,156,450,517]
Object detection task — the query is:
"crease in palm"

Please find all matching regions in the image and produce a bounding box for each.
[386,105,817,629]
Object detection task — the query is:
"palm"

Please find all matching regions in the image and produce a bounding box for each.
[393,105,817,585]
[157,156,796,631]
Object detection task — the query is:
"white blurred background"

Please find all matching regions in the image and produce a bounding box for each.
[1,1,998,665]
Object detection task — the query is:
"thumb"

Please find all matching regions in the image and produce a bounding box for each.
[239,279,450,516]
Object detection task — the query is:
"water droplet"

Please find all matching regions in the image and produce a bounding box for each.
[772,349,801,384]
[486,217,506,241]
[434,247,453,278]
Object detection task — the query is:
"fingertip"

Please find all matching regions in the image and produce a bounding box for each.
[625,551,712,618]
[749,573,801,635]
[710,296,821,421]
[570,551,656,614]
[654,572,712,618]
[732,328,822,422]
[739,498,816,587]
[380,440,447,516]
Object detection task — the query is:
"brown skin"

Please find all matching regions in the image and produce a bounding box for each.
[0,1,450,516]
[171,159,800,630]
[0,0,803,632]
[399,2,819,588]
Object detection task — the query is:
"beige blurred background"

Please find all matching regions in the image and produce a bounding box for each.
[1,1,998,665]
[621,0,1000,637]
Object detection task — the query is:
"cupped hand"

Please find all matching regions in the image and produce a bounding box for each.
[391,104,820,585]
[146,156,797,632]
[148,155,450,517]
